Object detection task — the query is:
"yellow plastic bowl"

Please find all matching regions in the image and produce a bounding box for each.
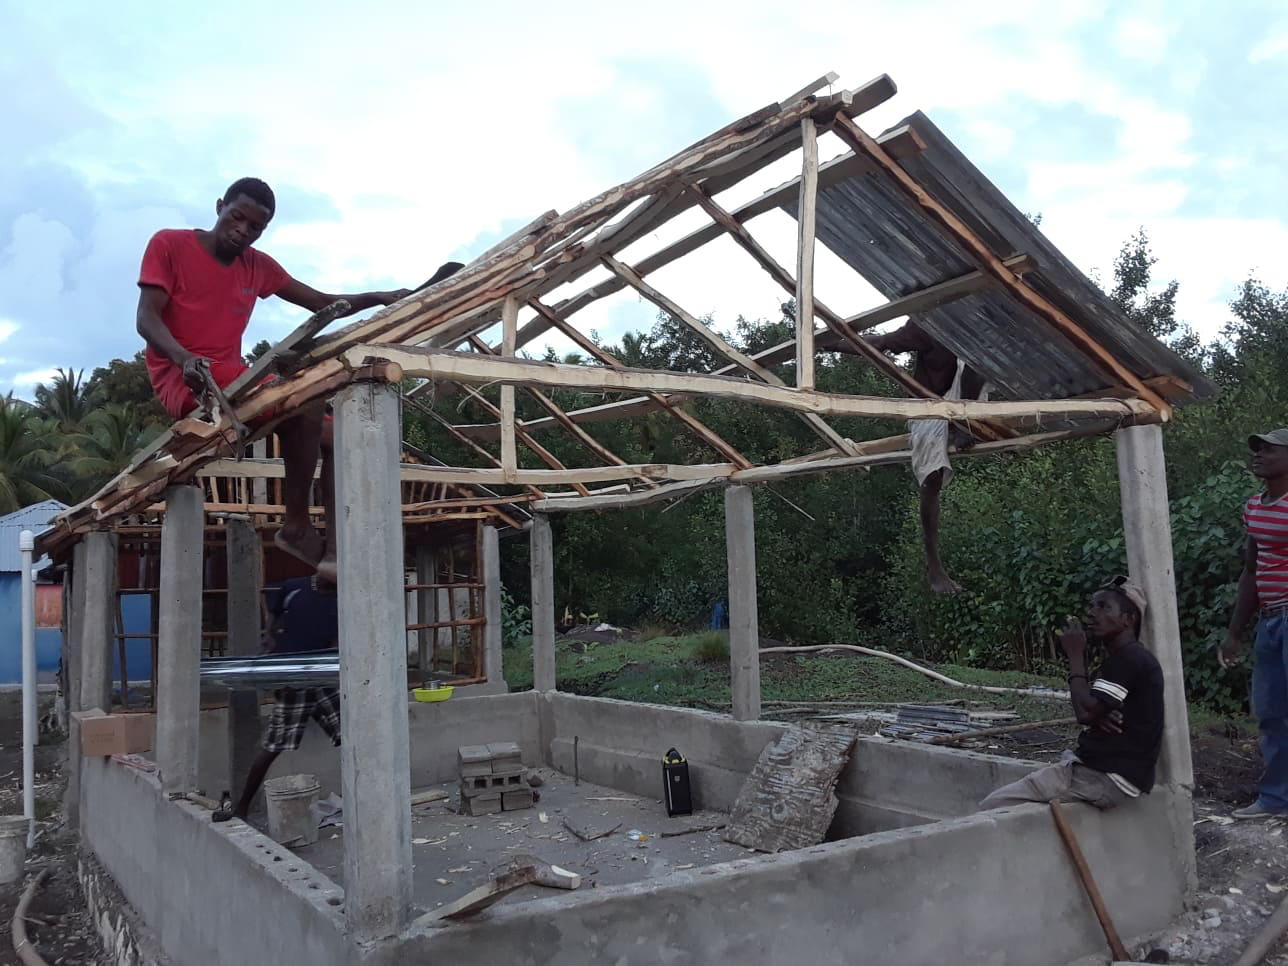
[413,686,454,703]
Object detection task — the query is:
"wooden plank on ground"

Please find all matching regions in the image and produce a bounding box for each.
[723,725,857,853]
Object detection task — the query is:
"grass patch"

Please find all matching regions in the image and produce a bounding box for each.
[504,634,1069,719]
[689,630,730,663]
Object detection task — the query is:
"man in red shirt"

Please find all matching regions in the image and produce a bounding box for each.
[1220,428,1288,818]
[136,177,410,580]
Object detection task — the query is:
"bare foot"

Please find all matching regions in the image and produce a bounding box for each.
[929,570,964,595]
[275,526,323,567]
[315,555,337,585]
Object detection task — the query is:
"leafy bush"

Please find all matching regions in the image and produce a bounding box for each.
[690,630,730,663]
[500,587,531,648]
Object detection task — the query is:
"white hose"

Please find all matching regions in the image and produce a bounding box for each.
[12,869,51,966]
[758,644,1069,700]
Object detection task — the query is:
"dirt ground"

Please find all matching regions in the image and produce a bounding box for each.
[0,692,105,966]
[0,688,1285,966]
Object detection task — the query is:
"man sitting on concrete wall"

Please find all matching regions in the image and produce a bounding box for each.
[215,575,340,822]
[980,577,1164,810]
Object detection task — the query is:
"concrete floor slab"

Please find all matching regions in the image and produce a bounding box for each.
[286,767,754,916]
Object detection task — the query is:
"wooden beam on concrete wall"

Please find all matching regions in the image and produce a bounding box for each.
[345,346,1158,424]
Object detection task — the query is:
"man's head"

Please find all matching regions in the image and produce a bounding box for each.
[212,177,275,260]
[1249,429,1288,482]
[1087,576,1146,643]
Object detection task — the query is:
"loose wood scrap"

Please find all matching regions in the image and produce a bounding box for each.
[413,866,538,925]
[723,726,857,853]
[562,817,621,842]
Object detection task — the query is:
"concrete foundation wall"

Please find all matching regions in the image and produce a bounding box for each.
[373,790,1188,966]
[198,692,541,799]
[81,757,351,966]
[538,692,1034,831]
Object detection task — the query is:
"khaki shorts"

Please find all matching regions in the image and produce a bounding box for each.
[979,752,1131,811]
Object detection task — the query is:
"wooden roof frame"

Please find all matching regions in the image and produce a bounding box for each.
[38,69,1212,557]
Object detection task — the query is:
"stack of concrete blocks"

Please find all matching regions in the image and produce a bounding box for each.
[458,742,534,816]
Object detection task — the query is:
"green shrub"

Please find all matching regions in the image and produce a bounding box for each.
[690,630,730,663]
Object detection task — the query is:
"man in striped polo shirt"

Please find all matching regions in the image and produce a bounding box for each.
[1220,428,1288,818]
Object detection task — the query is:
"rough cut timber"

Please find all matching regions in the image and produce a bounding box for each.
[37,67,1217,555]
[723,725,857,852]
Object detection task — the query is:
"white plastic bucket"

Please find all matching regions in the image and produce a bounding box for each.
[0,815,29,884]
[263,774,321,847]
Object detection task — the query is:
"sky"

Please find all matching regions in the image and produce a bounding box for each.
[1,0,1286,397]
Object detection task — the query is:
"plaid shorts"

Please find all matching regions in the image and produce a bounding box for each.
[263,687,342,753]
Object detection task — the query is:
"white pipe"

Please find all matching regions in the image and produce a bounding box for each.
[19,529,35,849]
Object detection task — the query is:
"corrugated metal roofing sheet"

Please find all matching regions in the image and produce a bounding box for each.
[786,110,1216,404]
[0,500,67,572]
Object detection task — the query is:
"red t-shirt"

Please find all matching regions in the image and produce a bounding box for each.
[138,229,289,418]
[1246,492,1288,608]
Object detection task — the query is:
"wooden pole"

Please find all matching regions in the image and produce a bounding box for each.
[795,117,818,390]
[500,295,519,483]
[1049,801,1131,961]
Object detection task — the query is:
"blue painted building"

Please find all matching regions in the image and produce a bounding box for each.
[0,500,67,685]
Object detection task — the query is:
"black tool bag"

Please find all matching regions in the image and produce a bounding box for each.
[662,748,693,817]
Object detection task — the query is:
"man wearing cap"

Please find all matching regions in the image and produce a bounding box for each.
[980,578,1164,809]
[1219,428,1288,818]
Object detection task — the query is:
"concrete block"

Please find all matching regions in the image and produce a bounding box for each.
[486,741,522,762]
[459,744,492,765]
[501,789,534,811]
[462,793,502,816]
[460,761,492,779]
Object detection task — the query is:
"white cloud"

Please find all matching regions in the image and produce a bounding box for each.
[1249,25,1288,63]
[0,0,1283,395]
[11,368,59,390]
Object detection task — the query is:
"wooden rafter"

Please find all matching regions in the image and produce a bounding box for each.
[829,112,1172,418]
[464,334,655,487]
[690,185,1013,443]
[343,346,1158,424]
[599,255,858,456]
[456,255,1036,441]
[526,298,753,469]
[532,415,1156,513]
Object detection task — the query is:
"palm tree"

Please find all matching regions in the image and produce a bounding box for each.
[0,399,64,514]
[65,404,159,495]
[34,367,99,429]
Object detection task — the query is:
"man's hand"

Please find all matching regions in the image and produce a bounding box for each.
[181,355,213,394]
[1218,633,1246,670]
[1095,709,1124,735]
[1058,617,1087,661]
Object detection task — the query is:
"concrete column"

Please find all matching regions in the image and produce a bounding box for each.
[482,525,507,692]
[156,485,205,795]
[65,541,88,718]
[80,531,118,714]
[64,540,89,828]
[725,486,761,721]
[1115,425,1193,787]
[1115,424,1196,892]
[530,514,556,692]
[225,516,262,800]
[415,543,434,673]
[334,380,412,941]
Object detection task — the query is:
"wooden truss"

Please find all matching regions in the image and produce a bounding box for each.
[39,69,1206,558]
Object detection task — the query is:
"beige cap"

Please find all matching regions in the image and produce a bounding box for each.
[1249,429,1288,449]
[1101,575,1147,619]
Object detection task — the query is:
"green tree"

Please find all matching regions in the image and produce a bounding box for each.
[86,352,167,426]
[34,367,99,429]
[0,399,65,514]
[65,404,162,495]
